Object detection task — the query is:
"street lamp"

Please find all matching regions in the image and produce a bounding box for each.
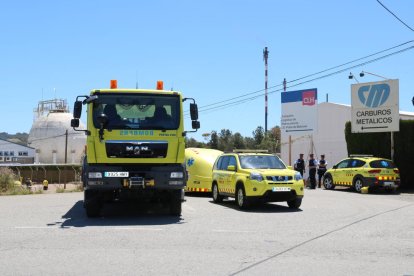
[348,72,359,83]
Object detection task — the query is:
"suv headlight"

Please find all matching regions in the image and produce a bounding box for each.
[170,172,184,178]
[294,172,303,181]
[250,172,264,182]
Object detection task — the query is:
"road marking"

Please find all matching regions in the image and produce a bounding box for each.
[111,227,163,231]
[15,226,56,229]
[212,229,253,233]
[14,226,163,231]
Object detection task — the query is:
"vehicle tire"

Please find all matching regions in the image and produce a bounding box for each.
[287,198,302,209]
[212,183,223,203]
[353,177,364,193]
[169,190,182,216]
[84,190,101,218]
[323,175,335,190]
[236,186,249,209]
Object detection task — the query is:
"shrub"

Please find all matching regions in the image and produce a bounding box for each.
[0,167,18,193]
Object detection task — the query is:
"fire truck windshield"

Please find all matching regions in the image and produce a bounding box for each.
[92,93,180,130]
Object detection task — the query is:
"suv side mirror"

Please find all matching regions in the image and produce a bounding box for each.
[227,165,236,171]
[333,165,338,169]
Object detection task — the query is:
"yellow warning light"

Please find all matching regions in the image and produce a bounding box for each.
[110,80,118,89]
[156,81,164,90]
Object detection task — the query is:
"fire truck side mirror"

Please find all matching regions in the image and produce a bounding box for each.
[73,101,83,119]
[190,103,198,121]
[192,120,200,130]
[71,119,80,128]
[97,113,108,127]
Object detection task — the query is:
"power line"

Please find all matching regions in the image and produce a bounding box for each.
[184,43,414,117]
[185,40,413,116]
[376,0,414,32]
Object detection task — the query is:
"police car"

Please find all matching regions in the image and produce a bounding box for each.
[211,150,304,209]
[323,156,400,193]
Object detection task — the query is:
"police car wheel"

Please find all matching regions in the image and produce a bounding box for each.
[236,186,249,209]
[323,175,335,190]
[353,178,364,193]
[212,183,223,203]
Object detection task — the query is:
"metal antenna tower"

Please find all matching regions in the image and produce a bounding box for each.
[263,47,269,133]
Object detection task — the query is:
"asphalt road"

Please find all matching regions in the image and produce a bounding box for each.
[0,188,413,276]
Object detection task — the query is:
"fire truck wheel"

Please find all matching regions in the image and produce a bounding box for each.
[169,190,182,216]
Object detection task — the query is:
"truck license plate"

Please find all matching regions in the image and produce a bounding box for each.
[272,187,291,192]
[104,172,129,177]
[384,181,394,186]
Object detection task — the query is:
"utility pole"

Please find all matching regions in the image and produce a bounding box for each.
[64,129,68,164]
[263,47,269,133]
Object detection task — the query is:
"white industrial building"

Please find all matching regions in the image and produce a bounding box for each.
[281,102,414,176]
[0,139,35,164]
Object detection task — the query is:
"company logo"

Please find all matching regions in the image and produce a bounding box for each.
[187,157,195,167]
[302,90,316,106]
[126,145,149,155]
[358,83,390,108]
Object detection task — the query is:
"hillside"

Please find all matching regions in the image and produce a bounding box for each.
[0,132,29,145]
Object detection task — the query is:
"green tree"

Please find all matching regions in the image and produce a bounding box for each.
[209,131,219,149]
[252,126,265,148]
[218,129,233,151]
[185,137,204,148]
[233,132,245,149]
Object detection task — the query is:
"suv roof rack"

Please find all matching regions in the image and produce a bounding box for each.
[233,149,269,153]
[349,154,374,157]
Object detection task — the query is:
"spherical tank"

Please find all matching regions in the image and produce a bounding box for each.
[28,111,86,164]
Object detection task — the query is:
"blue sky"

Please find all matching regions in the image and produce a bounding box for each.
[1,0,413,141]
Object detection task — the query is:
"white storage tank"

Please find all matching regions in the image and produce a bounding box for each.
[27,99,86,164]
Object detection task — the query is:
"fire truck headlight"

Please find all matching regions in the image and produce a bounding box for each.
[88,172,102,178]
[170,172,184,179]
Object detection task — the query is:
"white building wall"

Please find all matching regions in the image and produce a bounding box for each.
[281,102,414,179]
[281,102,350,177]
[0,140,35,163]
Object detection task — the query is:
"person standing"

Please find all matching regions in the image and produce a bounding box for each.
[308,153,318,189]
[294,153,305,177]
[317,154,328,188]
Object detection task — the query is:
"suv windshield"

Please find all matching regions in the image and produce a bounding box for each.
[92,93,180,130]
[370,159,396,168]
[240,155,286,169]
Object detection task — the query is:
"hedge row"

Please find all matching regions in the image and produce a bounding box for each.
[345,120,414,189]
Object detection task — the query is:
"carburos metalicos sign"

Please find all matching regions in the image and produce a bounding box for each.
[351,80,399,133]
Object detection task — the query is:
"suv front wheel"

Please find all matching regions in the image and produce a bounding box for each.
[287,198,302,209]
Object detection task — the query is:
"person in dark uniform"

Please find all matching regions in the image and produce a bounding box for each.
[308,153,318,189]
[294,153,305,177]
[317,154,328,188]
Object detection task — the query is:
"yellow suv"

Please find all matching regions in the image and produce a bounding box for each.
[323,156,400,193]
[211,151,305,209]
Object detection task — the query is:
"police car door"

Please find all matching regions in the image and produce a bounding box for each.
[332,159,351,186]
